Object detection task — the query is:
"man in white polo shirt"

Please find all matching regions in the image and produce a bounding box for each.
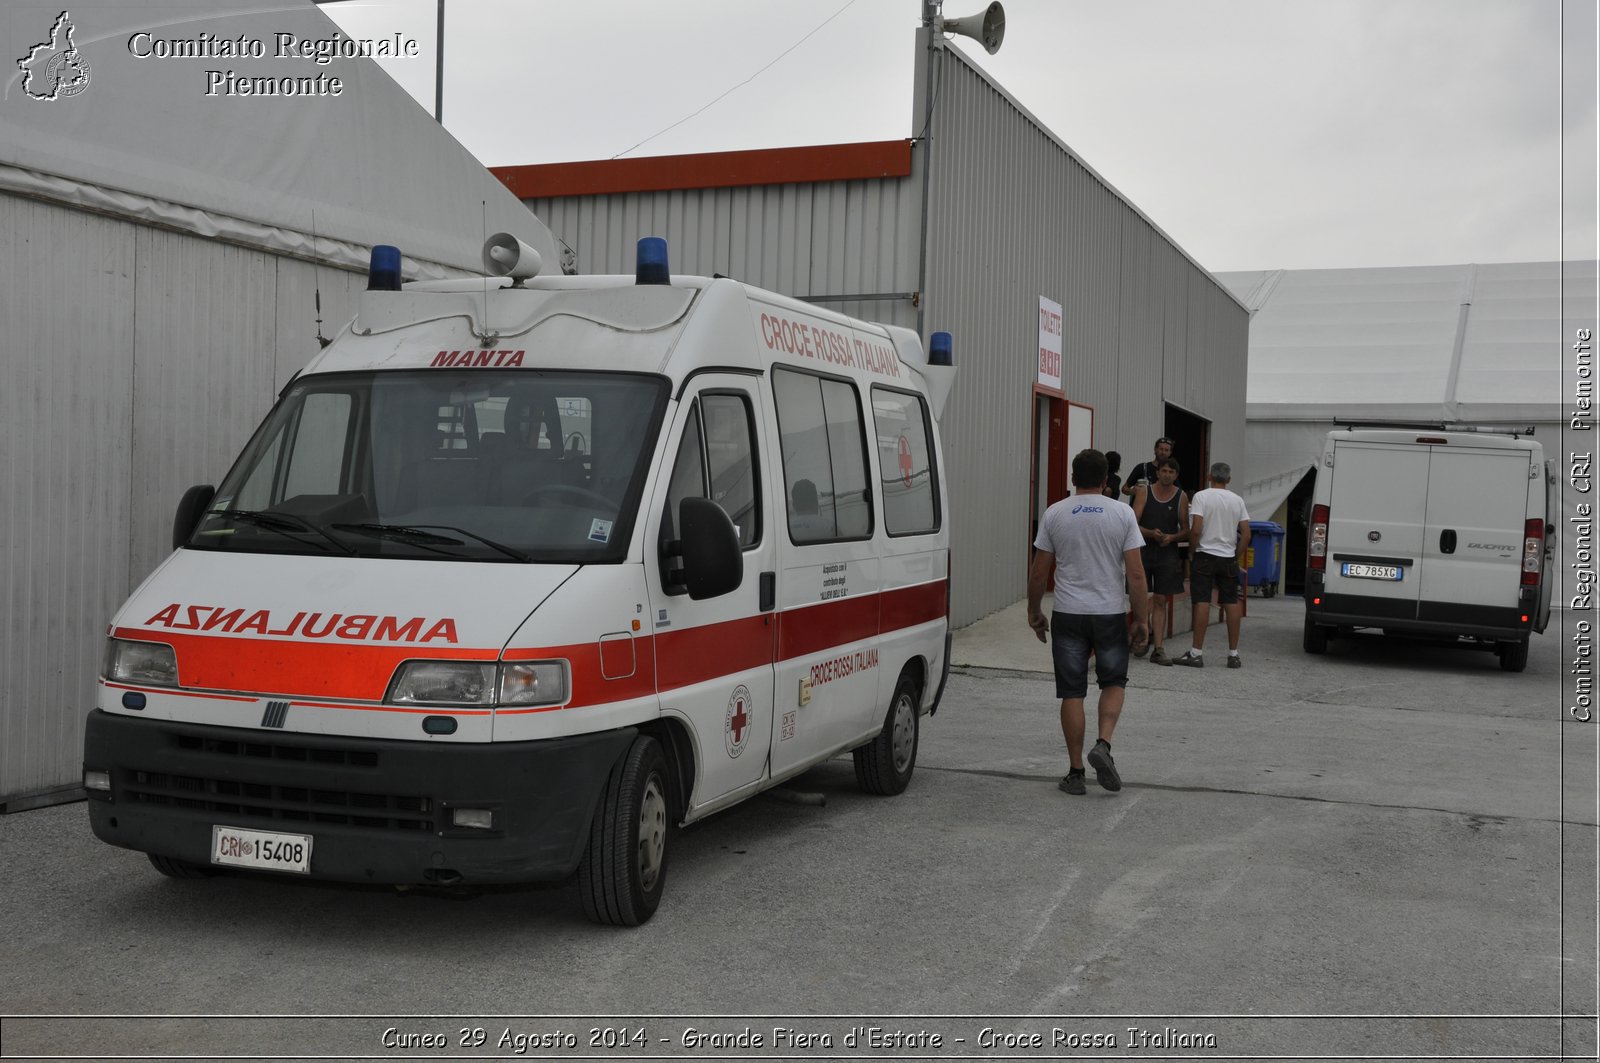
[1171,461,1252,669]
[1027,449,1150,796]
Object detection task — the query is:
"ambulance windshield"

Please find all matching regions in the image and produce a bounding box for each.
[191,370,669,562]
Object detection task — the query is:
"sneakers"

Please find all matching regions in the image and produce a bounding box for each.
[1132,641,1149,658]
[1058,769,1087,795]
[1227,654,1242,669]
[1171,650,1204,668]
[1087,740,1122,792]
[1149,646,1171,665]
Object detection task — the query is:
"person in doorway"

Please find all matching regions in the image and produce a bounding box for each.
[1103,451,1123,500]
[1028,449,1150,795]
[1133,457,1189,665]
[1122,436,1175,499]
[1170,462,1251,669]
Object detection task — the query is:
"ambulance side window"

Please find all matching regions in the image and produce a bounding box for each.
[701,393,760,548]
[660,394,761,594]
[663,404,705,551]
[772,368,873,544]
[871,387,940,536]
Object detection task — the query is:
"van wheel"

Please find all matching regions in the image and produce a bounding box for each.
[1303,616,1329,654]
[147,853,216,879]
[1498,639,1529,673]
[854,674,920,795]
[578,735,669,926]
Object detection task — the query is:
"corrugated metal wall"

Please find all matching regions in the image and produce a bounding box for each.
[527,181,921,332]
[523,51,1246,629]
[924,45,1249,625]
[0,192,362,809]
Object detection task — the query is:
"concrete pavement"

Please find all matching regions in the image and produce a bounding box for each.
[1,595,1595,1060]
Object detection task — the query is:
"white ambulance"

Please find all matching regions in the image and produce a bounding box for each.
[85,236,955,925]
[1302,424,1553,671]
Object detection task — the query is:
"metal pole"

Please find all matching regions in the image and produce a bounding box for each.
[914,1,940,338]
[434,0,445,124]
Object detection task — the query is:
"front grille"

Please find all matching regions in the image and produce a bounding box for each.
[172,732,379,767]
[122,730,432,831]
[124,770,434,831]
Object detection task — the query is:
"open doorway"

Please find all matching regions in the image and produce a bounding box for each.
[1028,393,1067,548]
[1163,405,1211,498]
[1283,467,1317,595]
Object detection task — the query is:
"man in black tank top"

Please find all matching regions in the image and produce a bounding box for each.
[1132,457,1189,665]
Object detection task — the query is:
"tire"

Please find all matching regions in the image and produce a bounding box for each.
[578,735,669,926]
[1303,615,1329,654]
[1499,639,1529,673]
[853,673,920,795]
[147,853,217,879]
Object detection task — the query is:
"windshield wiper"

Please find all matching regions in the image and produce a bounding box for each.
[216,509,354,554]
[331,523,531,563]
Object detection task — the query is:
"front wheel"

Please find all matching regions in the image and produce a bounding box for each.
[854,674,920,795]
[578,735,669,926]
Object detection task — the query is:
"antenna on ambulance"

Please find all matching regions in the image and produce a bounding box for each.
[310,210,330,349]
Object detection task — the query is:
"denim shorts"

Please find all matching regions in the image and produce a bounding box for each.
[1050,611,1130,699]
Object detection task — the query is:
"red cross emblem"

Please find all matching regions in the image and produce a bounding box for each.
[897,435,914,487]
[725,685,752,758]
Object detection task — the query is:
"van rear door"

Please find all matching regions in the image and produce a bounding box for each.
[1418,444,1530,622]
[1327,439,1427,617]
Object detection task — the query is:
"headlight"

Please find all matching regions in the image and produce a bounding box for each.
[103,638,178,687]
[386,660,570,707]
[388,661,496,706]
[498,661,569,707]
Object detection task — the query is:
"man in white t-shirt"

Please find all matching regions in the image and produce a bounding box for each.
[1027,449,1150,796]
[1171,462,1252,669]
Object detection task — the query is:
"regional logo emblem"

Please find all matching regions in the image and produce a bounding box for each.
[18,11,92,101]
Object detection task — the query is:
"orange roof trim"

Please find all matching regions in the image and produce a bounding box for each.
[492,140,913,200]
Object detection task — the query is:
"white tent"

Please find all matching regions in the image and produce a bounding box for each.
[1,0,556,274]
[1216,261,1591,607]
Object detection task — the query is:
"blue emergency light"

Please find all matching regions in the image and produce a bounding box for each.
[929,331,955,366]
[368,244,403,291]
[636,237,670,286]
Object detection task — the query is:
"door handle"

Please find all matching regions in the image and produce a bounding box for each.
[759,571,776,612]
[1440,529,1456,554]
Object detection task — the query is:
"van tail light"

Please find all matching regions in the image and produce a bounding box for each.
[1309,504,1329,571]
[1522,518,1543,585]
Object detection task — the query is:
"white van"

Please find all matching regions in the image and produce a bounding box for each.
[1302,424,1554,671]
[84,236,955,924]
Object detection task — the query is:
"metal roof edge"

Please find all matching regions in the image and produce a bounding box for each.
[490,140,914,200]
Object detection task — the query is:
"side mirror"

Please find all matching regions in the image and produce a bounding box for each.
[678,497,743,600]
[173,484,216,551]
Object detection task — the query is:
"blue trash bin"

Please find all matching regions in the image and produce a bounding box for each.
[1245,521,1285,596]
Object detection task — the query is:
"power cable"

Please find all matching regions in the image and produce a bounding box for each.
[611,0,862,160]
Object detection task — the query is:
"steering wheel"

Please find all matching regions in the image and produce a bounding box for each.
[522,484,611,508]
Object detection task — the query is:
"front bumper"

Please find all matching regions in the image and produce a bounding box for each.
[83,709,635,884]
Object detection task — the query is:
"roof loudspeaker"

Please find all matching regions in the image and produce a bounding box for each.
[940,1,1005,54]
[483,232,543,280]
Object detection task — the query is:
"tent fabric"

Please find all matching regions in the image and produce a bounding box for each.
[1218,262,1587,606]
[0,0,556,276]
[1219,262,1585,422]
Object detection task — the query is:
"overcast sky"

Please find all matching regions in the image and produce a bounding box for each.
[320,0,1596,273]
